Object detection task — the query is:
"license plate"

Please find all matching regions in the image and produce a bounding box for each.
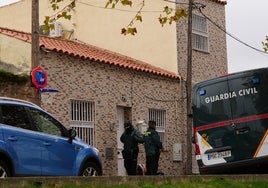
[207,150,231,160]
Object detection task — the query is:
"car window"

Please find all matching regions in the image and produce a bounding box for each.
[27,107,64,137]
[0,104,35,130]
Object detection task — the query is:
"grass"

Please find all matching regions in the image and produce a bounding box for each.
[21,178,268,188]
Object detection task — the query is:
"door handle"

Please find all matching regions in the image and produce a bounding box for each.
[7,136,18,141]
[231,122,236,128]
[43,142,52,146]
[235,127,250,135]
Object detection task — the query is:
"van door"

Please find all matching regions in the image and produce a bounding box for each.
[227,70,268,161]
[193,76,233,166]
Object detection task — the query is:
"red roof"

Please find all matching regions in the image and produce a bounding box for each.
[0,27,181,80]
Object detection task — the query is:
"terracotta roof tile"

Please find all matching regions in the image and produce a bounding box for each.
[0,27,181,80]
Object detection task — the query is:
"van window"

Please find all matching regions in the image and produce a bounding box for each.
[193,80,232,127]
[228,74,268,119]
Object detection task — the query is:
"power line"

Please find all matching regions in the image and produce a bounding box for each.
[79,1,267,56]
[78,1,162,13]
[195,3,268,55]
[163,0,189,6]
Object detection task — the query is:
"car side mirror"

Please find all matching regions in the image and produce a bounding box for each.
[68,128,77,143]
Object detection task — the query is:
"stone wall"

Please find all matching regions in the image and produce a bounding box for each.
[0,77,40,105]
[39,51,187,176]
[176,0,228,83]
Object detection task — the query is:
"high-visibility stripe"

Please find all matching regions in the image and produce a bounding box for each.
[194,113,268,132]
[253,129,268,158]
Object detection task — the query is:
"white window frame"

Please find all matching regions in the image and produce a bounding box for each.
[70,99,95,146]
[148,108,166,147]
[192,13,209,52]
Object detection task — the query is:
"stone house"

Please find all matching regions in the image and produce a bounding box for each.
[0,0,228,175]
[0,0,228,80]
[0,27,187,176]
[176,0,228,82]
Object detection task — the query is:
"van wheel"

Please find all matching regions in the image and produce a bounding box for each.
[79,162,101,176]
[0,161,10,178]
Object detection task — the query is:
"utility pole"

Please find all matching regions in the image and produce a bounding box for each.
[31,0,41,105]
[186,0,193,175]
[31,0,39,69]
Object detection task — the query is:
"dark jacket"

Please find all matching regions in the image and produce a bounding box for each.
[120,127,144,159]
[143,128,163,156]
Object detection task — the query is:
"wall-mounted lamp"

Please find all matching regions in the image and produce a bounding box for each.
[121,95,126,102]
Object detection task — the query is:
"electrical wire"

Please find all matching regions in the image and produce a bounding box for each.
[78,0,162,13]
[163,0,189,6]
[79,1,267,56]
[76,0,186,103]
[195,3,268,55]
[76,0,268,101]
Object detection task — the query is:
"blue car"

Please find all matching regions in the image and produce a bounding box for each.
[0,97,102,177]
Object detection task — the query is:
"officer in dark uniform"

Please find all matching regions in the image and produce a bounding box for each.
[143,120,163,175]
[120,120,144,175]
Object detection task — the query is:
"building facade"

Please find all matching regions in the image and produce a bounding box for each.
[0,0,228,78]
[0,0,228,175]
[176,0,228,83]
[0,28,187,175]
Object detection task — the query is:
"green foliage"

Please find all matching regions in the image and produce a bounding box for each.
[0,69,29,84]
[105,0,187,35]
[42,0,75,34]
[45,0,188,36]
[105,0,142,35]
[159,7,188,26]
[262,35,268,52]
[105,0,132,8]
[121,27,137,35]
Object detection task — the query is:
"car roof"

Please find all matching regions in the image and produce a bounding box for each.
[0,97,41,109]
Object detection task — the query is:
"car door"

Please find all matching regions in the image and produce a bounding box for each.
[0,104,42,176]
[27,107,78,176]
[36,131,78,176]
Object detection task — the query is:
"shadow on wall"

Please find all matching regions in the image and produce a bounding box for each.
[0,61,30,75]
[0,74,39,105]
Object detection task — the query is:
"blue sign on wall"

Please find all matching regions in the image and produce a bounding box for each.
[31,66,47,89]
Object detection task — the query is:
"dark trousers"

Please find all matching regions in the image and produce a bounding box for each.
[124,158,137,175]
[122,149,139,175]
[146,153,160,175]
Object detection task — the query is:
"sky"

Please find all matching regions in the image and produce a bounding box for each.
[0,0,18,7]
[226,0,268,73]
[1,0,268,73]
